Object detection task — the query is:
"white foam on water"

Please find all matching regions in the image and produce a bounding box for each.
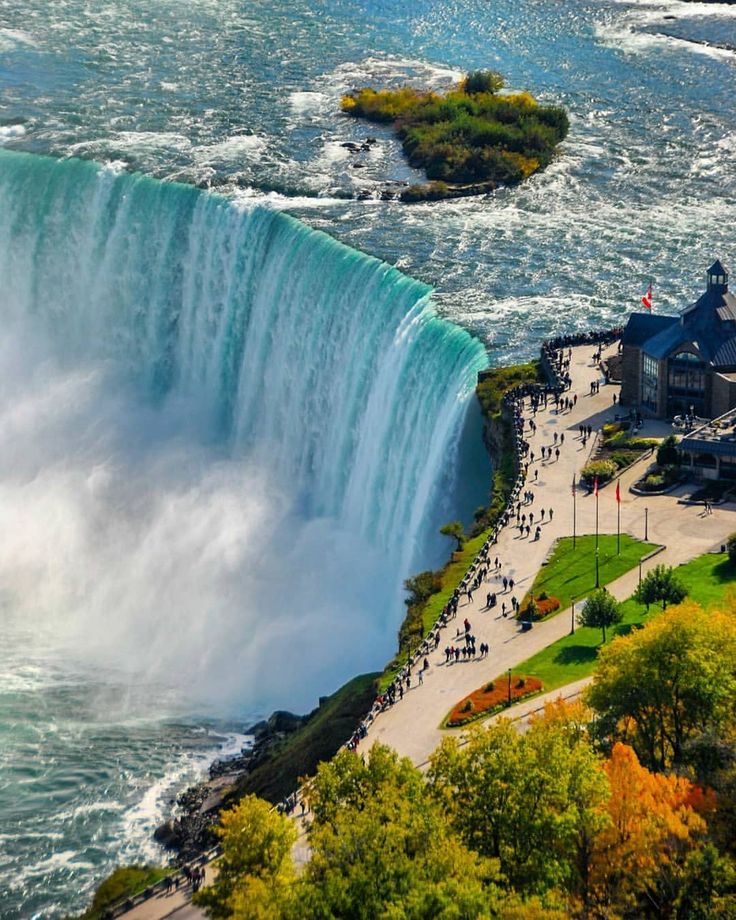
[0,124,27,142]
[193,134,268,165]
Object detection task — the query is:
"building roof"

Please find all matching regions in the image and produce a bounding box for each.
[641,322,693,361]
[681,408,736,457]
[621,312,677,347]
[709,258,729,277]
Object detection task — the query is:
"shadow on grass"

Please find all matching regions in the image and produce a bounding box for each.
[554,645,598,666]
[712,558,736,584]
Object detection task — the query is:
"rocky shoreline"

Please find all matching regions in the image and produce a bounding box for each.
[154,711,307,862]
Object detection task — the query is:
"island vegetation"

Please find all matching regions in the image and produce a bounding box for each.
[341,70,569,201]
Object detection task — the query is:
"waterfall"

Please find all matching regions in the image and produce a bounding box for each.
[0,150,487,711]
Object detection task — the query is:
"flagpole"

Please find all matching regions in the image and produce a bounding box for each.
[573,474,577,549]
[617,498,620,555]
[595,485,600,588]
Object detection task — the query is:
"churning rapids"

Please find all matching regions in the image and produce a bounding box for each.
[1,0,736,915]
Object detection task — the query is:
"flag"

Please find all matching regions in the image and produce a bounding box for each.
[593,476,599,498]
[641,282,653,311]
[571,473,576,496]
[615,480,621,504]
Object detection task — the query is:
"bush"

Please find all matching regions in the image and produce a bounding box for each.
[610,451,639,470]
[463,70,505,94]
[404,571,442,607]
[581,460,617,487]
[727,533,736,566]
[520,594,560,620]
[641,473,665,491]
[483,681,495,693]
[461,699,474,713]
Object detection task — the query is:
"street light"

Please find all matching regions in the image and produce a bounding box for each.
[638,559,643,585]
[571,596,576,635]
[644,507,649,542]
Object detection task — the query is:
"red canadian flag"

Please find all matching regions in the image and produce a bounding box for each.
[593,476,599,498]
[616,480,621,504]
[641,282,653,311]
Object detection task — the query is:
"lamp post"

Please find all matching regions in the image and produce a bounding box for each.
[507,668,512,707]
[639,559,643,585]
[644,507,649,542]
[571,596,576,635]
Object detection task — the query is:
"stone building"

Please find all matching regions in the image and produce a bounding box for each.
[620,260,736,420]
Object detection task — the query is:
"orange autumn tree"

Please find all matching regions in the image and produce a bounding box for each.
[589,742,707,916]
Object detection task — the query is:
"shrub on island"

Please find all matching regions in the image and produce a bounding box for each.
[444,674,543,727]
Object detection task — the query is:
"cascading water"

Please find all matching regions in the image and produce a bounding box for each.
[0,149,488,711]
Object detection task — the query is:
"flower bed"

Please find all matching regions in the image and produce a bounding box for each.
[519,594,561,620]
[444,674,543,728]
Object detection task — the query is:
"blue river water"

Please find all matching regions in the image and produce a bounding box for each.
[1,0,735,916]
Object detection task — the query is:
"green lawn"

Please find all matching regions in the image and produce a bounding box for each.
[518,552,736,692]
[523,534,659,616]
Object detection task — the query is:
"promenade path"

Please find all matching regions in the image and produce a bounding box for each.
[358,342,736,765]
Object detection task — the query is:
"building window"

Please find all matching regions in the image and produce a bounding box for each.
[641,354,658,410]
[668,352,706,397]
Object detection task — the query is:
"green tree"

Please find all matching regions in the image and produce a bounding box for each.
[427,704,610,898]
[195,795,296,919]
[439,520,465,552]
[586,602,736,770]
[674,844,736,920]
[297,745,502,919]
[633,563,687,611]
[578,589,623,643]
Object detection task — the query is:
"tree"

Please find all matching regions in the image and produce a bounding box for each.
[586,602,736,770]
[633,563,687,611]
[589,742,707,916]
[439,520,465,552]
[578,589,623,643]
[297,745,503,919]
[195,795,296,919]
[657,434,680,467]
[427,703,610,898]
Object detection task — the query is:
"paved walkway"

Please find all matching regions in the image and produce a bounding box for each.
[358,342,736,765]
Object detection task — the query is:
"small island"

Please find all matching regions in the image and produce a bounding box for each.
[341,70,569,202]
